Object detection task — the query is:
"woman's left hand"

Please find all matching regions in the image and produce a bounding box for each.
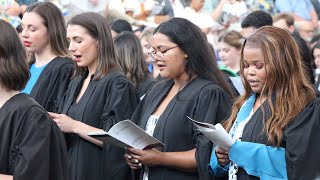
[48,112,78,133]
[127,147,163,166]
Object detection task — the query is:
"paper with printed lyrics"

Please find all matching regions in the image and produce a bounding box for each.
[187,116,235,150]
[88,120,165,150]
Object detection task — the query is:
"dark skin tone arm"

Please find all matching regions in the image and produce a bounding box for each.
[125,148,197,172]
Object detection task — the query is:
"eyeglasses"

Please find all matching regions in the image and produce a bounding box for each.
[148,45,179,62]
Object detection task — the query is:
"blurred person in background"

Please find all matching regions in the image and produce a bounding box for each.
[296,20,316,45]
[0,0,21,27]
[240,10,272,38]
[273,12,316,84]
[275,0,318,29]
[110,19,133,38]
[273,13,295,34]
[62,0,108,16]
[217,30,243,74]
[312,42,320,88]
[177,0,217,34]
[140,27,161,79]
[114,31,156,100]
[16,0,37,14]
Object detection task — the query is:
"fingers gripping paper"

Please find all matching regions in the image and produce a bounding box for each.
[187,116,235,150]
[88,120,165,150]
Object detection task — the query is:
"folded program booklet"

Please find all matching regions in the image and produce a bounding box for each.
[187,116,235,150]
[88,120,165,150]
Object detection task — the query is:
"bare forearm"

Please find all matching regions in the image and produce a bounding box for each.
[73,121,103,147]
[6,2,21,16]
[201,27,210,34]
[211,0,226,21]
[0,174,13,180]
[160,149,197,171]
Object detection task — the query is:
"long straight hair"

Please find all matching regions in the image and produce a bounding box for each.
[114,32,149,87]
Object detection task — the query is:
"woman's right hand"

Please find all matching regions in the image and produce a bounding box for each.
[215,147,230,166]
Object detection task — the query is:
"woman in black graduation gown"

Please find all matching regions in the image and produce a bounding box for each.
[48,13,139,180]
[125,18,234,180]
[210,26,320,179]
[21,2,74,112]
[0,19,68,180]
[114,31,157,100]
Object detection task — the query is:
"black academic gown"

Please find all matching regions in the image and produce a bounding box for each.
[30,56,74,112]
[221,71,240,97]
[291,33,315,84]
[315,74,320,89]
[131,77,232,180]
[235,98,320,180]
[58,69,139,180]
[137,75,157,99]
[0,93,68,180]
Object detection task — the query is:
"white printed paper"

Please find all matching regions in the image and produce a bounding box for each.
[88,120,165,150]
[187,116,235,150]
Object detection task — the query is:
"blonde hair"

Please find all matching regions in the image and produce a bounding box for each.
[218,30,244,50]
[140,27,155,43]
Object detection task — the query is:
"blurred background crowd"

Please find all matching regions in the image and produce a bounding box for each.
[1,1,320,179]
[2,0,320,87]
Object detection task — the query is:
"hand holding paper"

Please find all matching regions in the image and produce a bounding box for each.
[187,116,235,150]
[88,120,164,150]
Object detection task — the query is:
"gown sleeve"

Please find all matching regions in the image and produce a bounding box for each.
[11,107,68,180]
[100,76,139,131]
[31,59,74,113]
[130,94,147,125]
[99,77,139,179]
[283,99,320,179]
[193,86,232,180]
[52,62,74,112]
